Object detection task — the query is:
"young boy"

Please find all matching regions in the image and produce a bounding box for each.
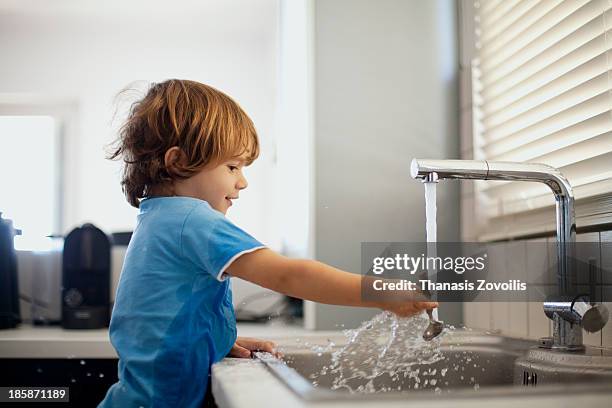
[98,79,436,407]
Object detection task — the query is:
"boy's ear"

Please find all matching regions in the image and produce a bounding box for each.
[164,146,188,177]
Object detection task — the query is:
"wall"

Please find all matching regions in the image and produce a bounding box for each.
[0,0,280,248]
[276,0,315,259]
[306,0,461,329]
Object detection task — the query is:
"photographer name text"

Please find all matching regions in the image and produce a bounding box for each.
[372,279,527,291]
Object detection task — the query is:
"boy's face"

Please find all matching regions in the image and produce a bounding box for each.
[175,156,249,215]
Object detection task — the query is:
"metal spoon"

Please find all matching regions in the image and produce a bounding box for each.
[422,309,444,341]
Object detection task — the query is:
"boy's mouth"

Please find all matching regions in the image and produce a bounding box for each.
[225,196,237,206]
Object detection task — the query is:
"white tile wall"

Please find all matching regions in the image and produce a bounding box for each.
[463,232,611,346]
[464,302,490,330]
[576,233,602,347]
[506,241,528,337]
[526,238,550,339]
[489,243,510,334]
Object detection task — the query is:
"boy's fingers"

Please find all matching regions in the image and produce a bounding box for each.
[252,340,277,353]
[418,301,438,310]
[229,344,251,358]
[237,338,279,355]
[250,341,282,358]
[242,339,276,351]
[385,300,439,317]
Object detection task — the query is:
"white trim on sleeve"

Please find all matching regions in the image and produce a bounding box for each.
[216,246,266,281]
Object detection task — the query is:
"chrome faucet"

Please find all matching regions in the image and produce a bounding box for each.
[410,158,608,351]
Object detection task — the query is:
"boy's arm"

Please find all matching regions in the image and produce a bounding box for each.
[226,248,436,317]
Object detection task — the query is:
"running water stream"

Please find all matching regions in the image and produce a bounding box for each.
[424,181,439,321]
[424,182,437,244]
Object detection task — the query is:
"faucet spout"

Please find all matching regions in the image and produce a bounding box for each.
[410,158,606,351]
[411,158,576,293]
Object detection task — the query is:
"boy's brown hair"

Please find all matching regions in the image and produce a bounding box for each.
[109,79,259,208]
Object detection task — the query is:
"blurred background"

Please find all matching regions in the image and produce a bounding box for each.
[0,0,460,331]
[1,0,611,334]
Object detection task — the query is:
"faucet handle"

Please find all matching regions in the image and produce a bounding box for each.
[573,300,609,333]
[544,295,609,333]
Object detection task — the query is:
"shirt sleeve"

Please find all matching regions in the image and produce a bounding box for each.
[181,204,266,281]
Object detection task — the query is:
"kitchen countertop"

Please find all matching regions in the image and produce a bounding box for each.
[0,321,311,359]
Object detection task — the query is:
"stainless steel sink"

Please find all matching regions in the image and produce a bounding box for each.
[256,331,612,401]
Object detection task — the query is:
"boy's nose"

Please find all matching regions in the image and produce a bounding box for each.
[237,174,248,190]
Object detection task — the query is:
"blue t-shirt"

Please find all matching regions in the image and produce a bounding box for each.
[98,197,264,408]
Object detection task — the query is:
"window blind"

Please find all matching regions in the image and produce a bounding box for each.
[469,0,612,241]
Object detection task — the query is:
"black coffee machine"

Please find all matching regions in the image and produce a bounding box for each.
[62,223,111,329]
[0,212,21,329]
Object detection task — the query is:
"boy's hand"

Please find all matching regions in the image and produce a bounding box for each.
[381,301,438,318]
[228,337,281,358]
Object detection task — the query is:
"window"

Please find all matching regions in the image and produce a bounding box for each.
[460,0,612,241]
[0,115,61,250]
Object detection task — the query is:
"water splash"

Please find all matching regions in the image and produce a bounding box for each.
[308,312,449,393]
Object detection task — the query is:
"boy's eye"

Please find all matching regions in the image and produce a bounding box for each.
[228,165,238,172]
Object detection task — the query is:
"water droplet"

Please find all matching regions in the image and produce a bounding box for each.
[99,373,105,378]
[80,360,86,365]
